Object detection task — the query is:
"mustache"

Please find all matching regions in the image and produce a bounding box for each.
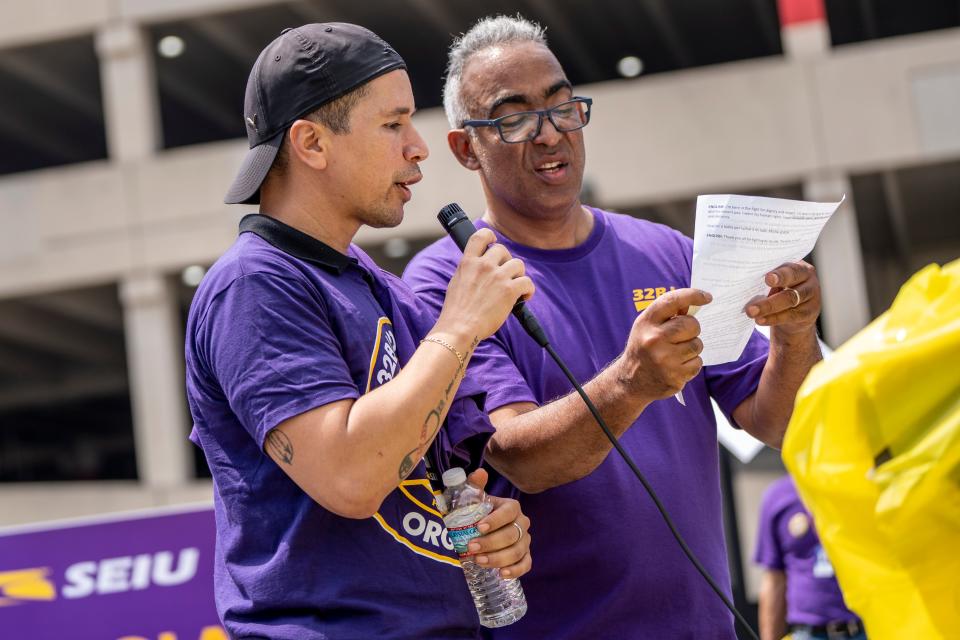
[394,167,422,184]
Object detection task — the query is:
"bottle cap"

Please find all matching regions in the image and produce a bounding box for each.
[442,467,467,487]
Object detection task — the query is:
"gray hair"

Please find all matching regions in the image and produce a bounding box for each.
[443,15,547,129]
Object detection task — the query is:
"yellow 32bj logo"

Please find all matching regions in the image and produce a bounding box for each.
[633,286,676,312]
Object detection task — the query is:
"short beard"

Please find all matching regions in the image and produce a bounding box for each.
[361,201,404,230]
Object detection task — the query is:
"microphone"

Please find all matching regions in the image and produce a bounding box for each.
[437,203,549,347]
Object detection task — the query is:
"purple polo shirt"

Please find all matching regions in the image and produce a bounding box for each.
[185,215,493,639]
[403,207,769,639]
[754,475,860,626]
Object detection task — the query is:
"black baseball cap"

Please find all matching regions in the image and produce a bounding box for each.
[225,23,406,205]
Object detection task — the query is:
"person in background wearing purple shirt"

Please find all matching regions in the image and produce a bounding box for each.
[755,476,867,640]
[185,23,538,639]
[403,15,825,639]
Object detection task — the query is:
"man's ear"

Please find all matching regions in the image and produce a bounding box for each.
[447,129,481,171]
[288,119,329,171]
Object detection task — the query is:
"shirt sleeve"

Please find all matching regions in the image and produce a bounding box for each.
[754,484,786,570]
[401,255,448,320]
[196,272,360,447]
[469,329,539,412]
[705,329,769,427]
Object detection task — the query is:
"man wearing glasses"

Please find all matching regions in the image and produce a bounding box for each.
[404,14,824,639]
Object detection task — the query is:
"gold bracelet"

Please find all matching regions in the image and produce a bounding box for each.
[420,336,465,369]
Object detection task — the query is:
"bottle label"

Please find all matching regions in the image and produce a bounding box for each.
[446,522,481,558]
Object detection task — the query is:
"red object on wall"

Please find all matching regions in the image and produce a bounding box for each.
[777,0,826,26]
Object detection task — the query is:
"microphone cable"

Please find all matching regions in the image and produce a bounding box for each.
[438,203,760,640]
[543,342,759,640]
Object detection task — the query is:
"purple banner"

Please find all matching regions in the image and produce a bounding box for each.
[0,505,223,640]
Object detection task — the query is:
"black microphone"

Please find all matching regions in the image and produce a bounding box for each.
[437,203,549,347]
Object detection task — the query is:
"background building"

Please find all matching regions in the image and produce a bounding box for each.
[1,0,958,632]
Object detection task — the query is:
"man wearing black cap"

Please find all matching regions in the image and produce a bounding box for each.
[185,23,535,638]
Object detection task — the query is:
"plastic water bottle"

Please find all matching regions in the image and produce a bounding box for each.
[440,467,527,628]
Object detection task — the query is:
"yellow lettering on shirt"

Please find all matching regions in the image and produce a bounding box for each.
[633,286,676,311]
[198,627,229,640]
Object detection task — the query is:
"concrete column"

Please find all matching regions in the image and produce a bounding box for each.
[780,2,870,346]
[777,0,831,58]
[120,272,191,487]
[806,175,872,347]
[95,22,162,161]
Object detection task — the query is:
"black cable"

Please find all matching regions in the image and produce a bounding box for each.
[543,342,760,640]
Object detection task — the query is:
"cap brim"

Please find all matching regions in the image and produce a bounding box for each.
[224,131,284,205]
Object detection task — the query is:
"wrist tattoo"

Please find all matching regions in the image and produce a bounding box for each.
[398,336,478,480]
[266,429,294,465]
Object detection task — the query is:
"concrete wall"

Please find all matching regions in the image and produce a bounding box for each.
[0,481,213,526]
[0,0,273,47]
[2,27,958,300]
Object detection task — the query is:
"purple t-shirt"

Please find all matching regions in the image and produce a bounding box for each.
[754,475,860,626]
[185,215,494,639]
[403,208,769,639]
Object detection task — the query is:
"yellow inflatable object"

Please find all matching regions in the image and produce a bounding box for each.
[783,259,960,639]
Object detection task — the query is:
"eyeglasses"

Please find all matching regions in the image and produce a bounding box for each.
[462,97,593,144]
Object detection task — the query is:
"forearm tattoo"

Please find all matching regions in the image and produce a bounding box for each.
[398,336,479,480]
[266,429,294,465]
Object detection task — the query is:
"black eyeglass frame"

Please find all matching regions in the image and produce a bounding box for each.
[461,96,593,143]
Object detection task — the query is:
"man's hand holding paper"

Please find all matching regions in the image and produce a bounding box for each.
[745,260,821,335]
[621,288,713,401]
[690,194,844,366]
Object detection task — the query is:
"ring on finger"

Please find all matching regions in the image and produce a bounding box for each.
[511,522,523,545]
[784,286,801,309]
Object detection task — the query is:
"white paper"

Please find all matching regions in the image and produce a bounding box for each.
[691,194,843,366]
